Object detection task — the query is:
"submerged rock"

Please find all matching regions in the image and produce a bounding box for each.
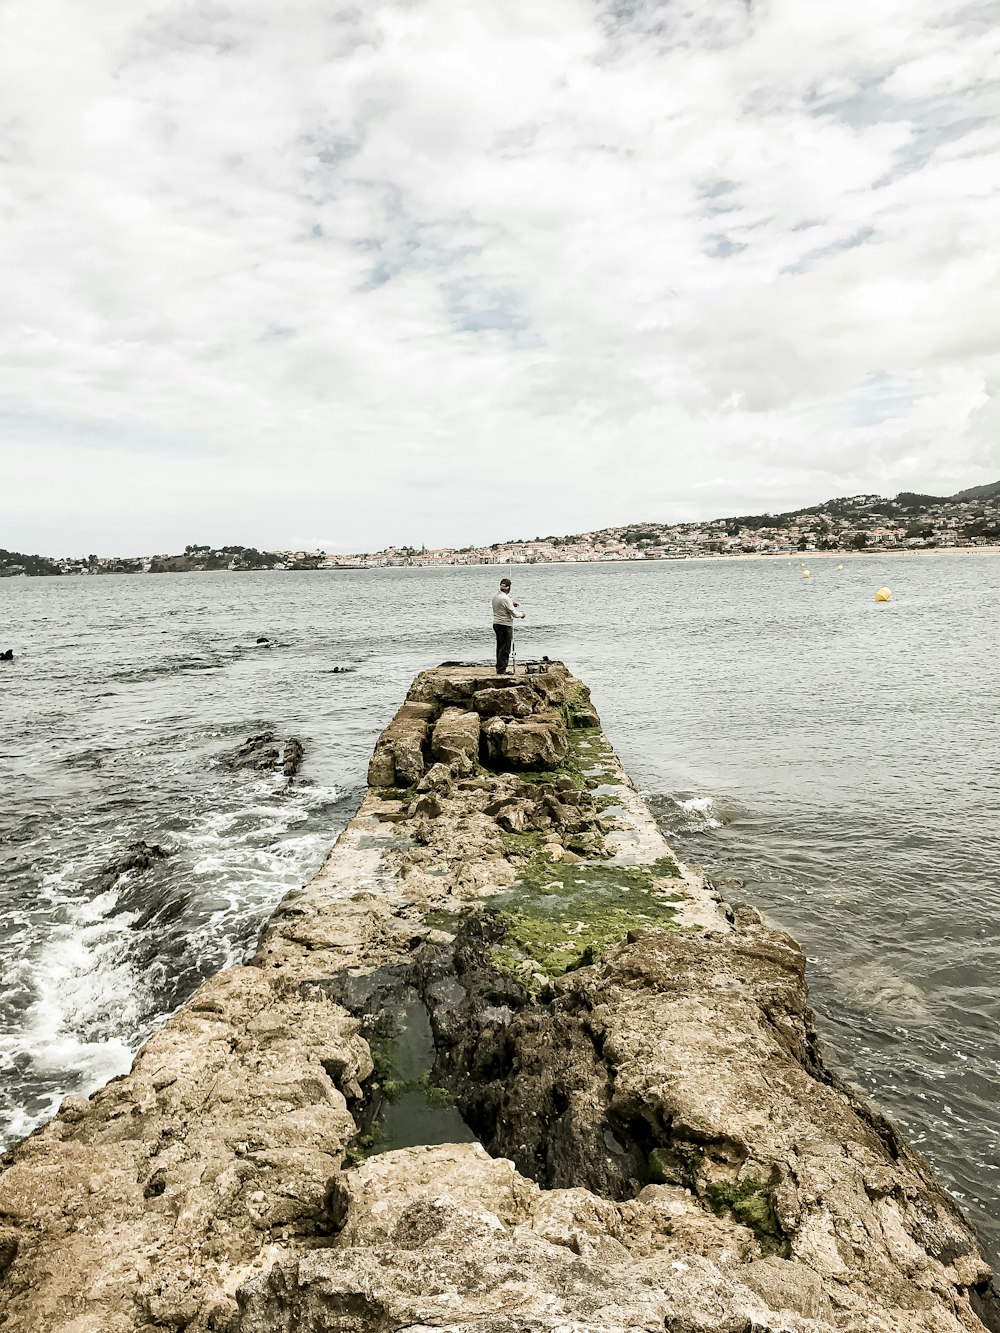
[225,731,305,778]
[83,840,169,896]
[282,736,304,778]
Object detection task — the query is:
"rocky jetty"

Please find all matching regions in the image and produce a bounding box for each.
[1,663,997,1333]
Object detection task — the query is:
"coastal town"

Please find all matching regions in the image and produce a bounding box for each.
[317,485,1000,568]
[3,483,999,576]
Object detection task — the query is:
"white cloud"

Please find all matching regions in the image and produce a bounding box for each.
[1,0,998,553]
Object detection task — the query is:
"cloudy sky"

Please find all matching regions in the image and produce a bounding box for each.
[2,0,999,555]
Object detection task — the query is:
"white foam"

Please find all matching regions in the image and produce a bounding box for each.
[18,896,148,1050]
[675,795,723,830]
[0,913,141,1145]
[0,1094,63,1144]
[835,962,931,1022]
[2,779,344,1149]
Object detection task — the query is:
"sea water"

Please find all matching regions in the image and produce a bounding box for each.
[1,555,997,1258]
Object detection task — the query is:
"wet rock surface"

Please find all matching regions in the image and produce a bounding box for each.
[225,730,305,777]
[1,662,996,1333]
[81,839,170,894]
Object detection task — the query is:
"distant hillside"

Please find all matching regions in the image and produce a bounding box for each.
[723,484,997,529]
[6,477,1000,572]
[542,478,1000,554]
[148,545,284,573]
[0,544,292,577]
[893,492,947,509]
[951,480,1000,502]
[0,548,61,577]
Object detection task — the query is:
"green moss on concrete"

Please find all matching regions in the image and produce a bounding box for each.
[514,853,681,895]
[499,830,548,857]
[704,1177,789,1257]
[514,767,585,789]
[568,728,621,787]
[563,832,613,858]
[560,682,597,730]
[489,853,686,980]
[375,785,417,803]
[565,682,591,710]
[569,728,616,761]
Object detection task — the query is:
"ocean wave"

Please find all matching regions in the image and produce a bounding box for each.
[109,656,226,683]
[646,791,733,836]
[0,877,160,1149]
[673,795,724,830]
[0,776,346,1151]
[832,962,931,1023]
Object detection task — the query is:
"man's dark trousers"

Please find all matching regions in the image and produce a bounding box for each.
[493,623,513,674]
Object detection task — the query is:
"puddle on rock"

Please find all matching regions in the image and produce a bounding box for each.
[350,987,477,1162]
[356,832,411,850]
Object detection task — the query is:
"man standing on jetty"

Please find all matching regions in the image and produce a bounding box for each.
[491,578,526,674]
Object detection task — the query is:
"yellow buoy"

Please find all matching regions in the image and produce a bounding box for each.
[801,570,810,579]
[875,586,891,602]
[836,563,844,570]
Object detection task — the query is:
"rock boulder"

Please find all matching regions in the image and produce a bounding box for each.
[499,713,569,770]
[471,685,533,718]
[367,701,435,787]
[237,1144,834,1333]
[430,708,481,776]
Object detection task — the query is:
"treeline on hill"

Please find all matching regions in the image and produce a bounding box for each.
[511,482,1000,550]
[950,480,1000,502]
[721,485,1000,534]
[0,549,61,577]
[0,545,300,577]
[724,494,938,531]
[148,545,284,572]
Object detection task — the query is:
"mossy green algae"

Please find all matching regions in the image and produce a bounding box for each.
[375,784,417,803]
[512,767,585,789]
[568,728,620,788]
[498,830,548,857]
[515,852,680,894]
[560,681,598,730]
[490,854,686,979]
[704,1176,788,1256]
